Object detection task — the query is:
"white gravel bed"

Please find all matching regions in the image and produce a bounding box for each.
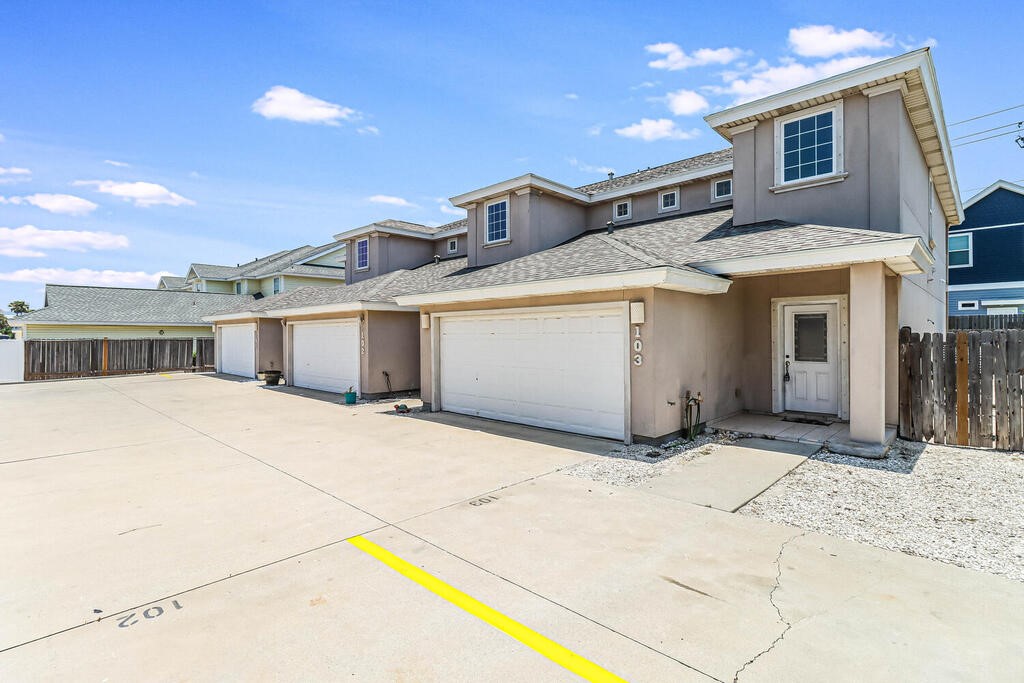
[739,439,1024,582]
[564,431,741,487]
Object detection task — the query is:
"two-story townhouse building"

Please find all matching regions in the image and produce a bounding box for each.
[395,48,961,455]
[182,241,347,297]
[947,180,1024,316]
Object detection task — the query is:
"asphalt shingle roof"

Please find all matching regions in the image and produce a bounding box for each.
[158,276,188,290]
[406,208,918,295]
[17,285,251,324]
[575,148,734,194]
[188,242,346,282]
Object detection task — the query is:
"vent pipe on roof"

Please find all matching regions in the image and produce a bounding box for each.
[607,171,614,179]
[434,255,441,264]
[606,221,614,235]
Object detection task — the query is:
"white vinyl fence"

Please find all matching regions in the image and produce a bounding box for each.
[0,339,25,383]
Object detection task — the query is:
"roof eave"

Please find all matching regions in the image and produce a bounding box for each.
[964,179,1024,209]
[449,174,590,208]
[692,236,933,277]
[265,301,415,317]
[203,312,271,323]
[395,266,731,307]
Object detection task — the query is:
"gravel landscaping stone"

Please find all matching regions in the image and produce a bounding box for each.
[564,431,741,487]
[739,439,1024,582]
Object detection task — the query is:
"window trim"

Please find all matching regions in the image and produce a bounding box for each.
[447,237,458,255]
[948,232,973,269]
[355,238,370,270]
[484,196,510,245]
[612,198,632,222]
[234,282,242,295]
[657,188,679,214]
[272,276,282,295]
[773,100,845,188]
[712,177,733,202]
[957,300,979,311]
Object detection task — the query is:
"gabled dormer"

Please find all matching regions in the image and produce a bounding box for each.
[334,219,467,284]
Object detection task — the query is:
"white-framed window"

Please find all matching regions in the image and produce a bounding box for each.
[447,238,458,254]
[948,233,972,268]
[657,188,679,213]
[485,198,509,243]
[712,177,733,201]
[356,238,369,270]
[988,306,1019,315]
[273,276,282,294]
[613,198,632,222]
[775,101,844,186]
[234,282,242,294]
[958,300,979,311]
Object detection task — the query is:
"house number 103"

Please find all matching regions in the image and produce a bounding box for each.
[633,326,643,366]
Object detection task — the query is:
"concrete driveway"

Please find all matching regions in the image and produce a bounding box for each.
[1,374,1021,681]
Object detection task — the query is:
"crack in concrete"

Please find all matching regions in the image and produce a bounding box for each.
[732,531,807,682]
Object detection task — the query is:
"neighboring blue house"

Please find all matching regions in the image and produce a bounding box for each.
[948,180,1024,317]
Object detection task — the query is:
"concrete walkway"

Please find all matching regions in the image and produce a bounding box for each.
[1,374,1022,681]
[645,438,817,512]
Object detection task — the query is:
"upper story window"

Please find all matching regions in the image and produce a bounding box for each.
[273,277,282,294]
[775,102,844,186]
[713,177,733,201]
[356,238,369,270]
[613,198,632,222]
[234,282,242,294]
[948,233,972,268]
[447,238,458,254]
[658,188,679,213]
[485,198,508,243]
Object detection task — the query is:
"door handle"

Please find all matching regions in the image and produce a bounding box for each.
[783,360,791,383]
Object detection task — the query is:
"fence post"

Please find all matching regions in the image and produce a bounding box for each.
[955,331,969,445]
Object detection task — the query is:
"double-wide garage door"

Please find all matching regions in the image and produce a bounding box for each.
[219,324,256,378]
[439,307,627,439]
[291,321,360,394]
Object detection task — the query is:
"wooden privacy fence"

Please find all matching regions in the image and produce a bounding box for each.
[899,327,1024,450]
[24,338,215,381]
[949,314,1024,331]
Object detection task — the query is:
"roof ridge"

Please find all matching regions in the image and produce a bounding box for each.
[596,234,665,267]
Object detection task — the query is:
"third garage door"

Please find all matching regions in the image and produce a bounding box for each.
[291,321,360,394]
[438,307,627,439]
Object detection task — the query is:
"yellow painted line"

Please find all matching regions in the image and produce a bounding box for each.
[159,373,174,378]
[348,535,627,682]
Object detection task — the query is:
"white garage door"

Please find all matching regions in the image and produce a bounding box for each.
[439,307,626,439]
[219,324,256,378]
[291,321,360,394]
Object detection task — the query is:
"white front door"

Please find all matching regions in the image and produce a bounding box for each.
[782,303,838,414]
[291,321,360,395]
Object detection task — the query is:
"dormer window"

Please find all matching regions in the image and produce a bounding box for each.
[485,198,509,244]
[613,198,632,222]
[658,188,679,213]
[713,178,733,201]
[234,282,242,294]
[447,238,458,255]
[356,238,369,270]
[775,101,844,187]
[273,277,282,294]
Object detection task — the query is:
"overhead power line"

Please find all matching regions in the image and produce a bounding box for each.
[950,103,1024,126]
[952,120,1023,141]
[952,127,1023,148]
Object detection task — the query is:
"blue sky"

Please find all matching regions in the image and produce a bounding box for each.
[1,1,1020,309]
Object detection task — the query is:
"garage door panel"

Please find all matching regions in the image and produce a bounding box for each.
[291,322,360,395]
[220,324,256,378]
[439,308,626,440]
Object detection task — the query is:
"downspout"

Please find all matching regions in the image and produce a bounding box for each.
[280,318,288,385]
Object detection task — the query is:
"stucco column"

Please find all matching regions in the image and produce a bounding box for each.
[849,262,887,443]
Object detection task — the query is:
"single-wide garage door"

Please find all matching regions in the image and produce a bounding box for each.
[291,321,360,394]
[219,324,256,378]
[439,307,626,439]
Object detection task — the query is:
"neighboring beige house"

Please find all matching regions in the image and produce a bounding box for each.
[183,241,347,296]
[390,48,960,454]
[11,285,247,340]
[156,275,190,291]
[203,258,463,395]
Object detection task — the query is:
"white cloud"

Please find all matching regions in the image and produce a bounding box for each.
[439,203,464,217]
[0,193,98,216]
[788,25,893,58]
[708,54,888,104]
[357,125,380,135]
[663,88,710,116]
[0,267,170,287]
[630,81,658,90]
[646,43,745,71]
[0,225,129,258]
[103,159,131,168]
[586,124,603,137]
[0,166,31,185]
[367,194,415,207]
[614,118,699,142]
[567,157,614,175]
[252,85,359,126]
[73,180,195,208]
[564,93,579,100]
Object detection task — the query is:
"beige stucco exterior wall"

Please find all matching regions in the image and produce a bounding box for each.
[257,318,284,373]
[20,324,213,340]
[346,234,436,284]
[466,192,587,268]
[364,310,420,395]
[584,177,730,230]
